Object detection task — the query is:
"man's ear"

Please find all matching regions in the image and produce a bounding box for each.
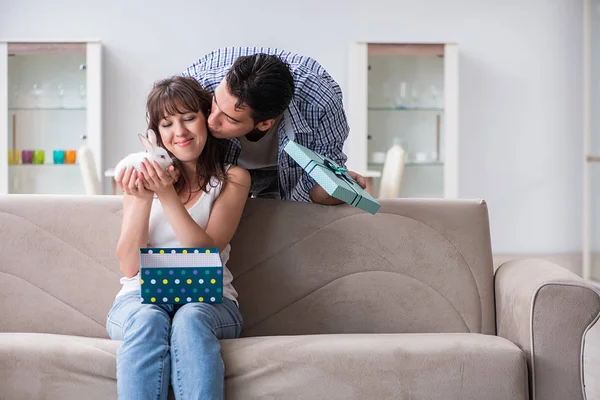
[256,118,275,132]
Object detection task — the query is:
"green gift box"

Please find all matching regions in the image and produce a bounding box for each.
[139,248,224,304]
[284,141,380,214]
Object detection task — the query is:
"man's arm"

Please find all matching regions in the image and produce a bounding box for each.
[290,100,365,204]
[309,171,367,204]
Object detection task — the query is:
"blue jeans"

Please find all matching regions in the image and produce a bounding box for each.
[106,292,243,400]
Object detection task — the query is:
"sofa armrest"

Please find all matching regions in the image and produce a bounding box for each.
[495,258,600,400]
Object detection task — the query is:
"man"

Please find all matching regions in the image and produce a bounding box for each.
[183,47,365,204]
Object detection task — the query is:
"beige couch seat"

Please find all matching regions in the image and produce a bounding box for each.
[0,332,527,400]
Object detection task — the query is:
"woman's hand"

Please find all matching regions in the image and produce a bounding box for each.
[139,159,178,196]
[116,167,153,200]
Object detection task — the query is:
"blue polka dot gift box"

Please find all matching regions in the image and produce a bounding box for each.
[283,141,380,214]
[139,248,224,304]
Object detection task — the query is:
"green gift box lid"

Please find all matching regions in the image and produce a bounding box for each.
[284,141,380,214]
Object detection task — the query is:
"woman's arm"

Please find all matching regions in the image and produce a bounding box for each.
[146,162,250,250]
[116,168,154,278]
[204,166,251,250]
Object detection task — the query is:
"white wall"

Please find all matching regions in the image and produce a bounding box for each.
[0,0,584,254]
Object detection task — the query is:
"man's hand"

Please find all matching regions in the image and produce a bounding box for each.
[309,170,367,205]
[347,171,367,189]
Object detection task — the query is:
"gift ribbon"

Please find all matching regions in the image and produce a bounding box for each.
[304,156,361,206]
[323,159,356,186]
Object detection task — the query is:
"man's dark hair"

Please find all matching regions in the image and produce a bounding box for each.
[226,53,294,123]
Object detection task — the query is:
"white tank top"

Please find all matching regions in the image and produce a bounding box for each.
[115,171,238,303]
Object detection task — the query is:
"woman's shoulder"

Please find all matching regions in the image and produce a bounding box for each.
[226,165,250,186]
[207,164,250,195]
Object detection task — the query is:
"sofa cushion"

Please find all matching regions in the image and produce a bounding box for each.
[230,198,497,336]
[0,333,119,400]
[224,333,528,400]
[0,332,527,400]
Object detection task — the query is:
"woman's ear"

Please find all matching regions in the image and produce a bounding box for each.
[256,118,275,132]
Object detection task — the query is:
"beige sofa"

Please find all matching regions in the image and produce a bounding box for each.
[0,195,598,400]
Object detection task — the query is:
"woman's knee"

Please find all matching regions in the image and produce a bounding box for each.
[171,303,218,334]
[123,305,171,339]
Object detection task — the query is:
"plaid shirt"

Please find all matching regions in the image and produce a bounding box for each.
[183,47,349,202]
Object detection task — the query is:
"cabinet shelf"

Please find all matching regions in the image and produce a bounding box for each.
[369,161,444,167]
[9,164,79,167]
[8,107,86,111]
[368,107,444,112]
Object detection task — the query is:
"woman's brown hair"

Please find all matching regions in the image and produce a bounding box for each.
[146,76,229,199]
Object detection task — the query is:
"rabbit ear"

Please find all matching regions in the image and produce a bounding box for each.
[138,133,154,152]
[146,129,158,145]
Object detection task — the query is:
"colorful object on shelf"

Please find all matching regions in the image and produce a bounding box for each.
[283,141,381,214]
[8,150,20,165]
[53,150,65,164]
[21,150,33,164]
[32,150,45,165]
[140,248,224,304]
[11,114,17,165]
[65,150,77,164]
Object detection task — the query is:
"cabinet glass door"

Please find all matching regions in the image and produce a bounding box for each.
[367,44,445,198]
[5,43,88,194]
[346,42,458,199]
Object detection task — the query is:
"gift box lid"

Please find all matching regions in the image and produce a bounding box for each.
[140,248,223,268]
[284,141,380,214]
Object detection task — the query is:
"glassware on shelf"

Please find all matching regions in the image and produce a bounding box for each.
[431,85,439,101]
[57,84,65,108]
[53,150,65,164]
[8,150,20,164]
[414,152,428,162]
[394,82,408,109]
[381,82,394,109]
[430,84,444,109]
[32,150,45,165]
[405,151,442,164]
[21,150,33,164]
[65,150,77,164]
[79,85,86,108]
[10,84,20,108]
[32,83,43,107]
[370,151,386,165]
[410,83,420,107]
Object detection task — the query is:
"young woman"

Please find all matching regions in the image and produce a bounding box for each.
[106,75,250,400]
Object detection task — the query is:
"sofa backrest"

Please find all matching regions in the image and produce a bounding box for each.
[0,195,496,338]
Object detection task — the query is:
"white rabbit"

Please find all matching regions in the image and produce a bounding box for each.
[114,129,173,178]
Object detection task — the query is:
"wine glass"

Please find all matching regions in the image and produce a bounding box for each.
[57,84,65,108]
[410,83,420,108]
[32,83,43,108]
[394,81,408,109]
[79,85,86,108]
